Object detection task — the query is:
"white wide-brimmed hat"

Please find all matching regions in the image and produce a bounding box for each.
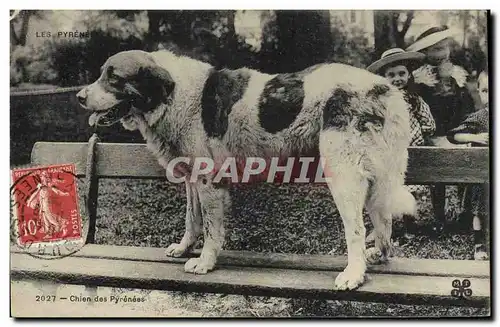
[367,48,425,74]
[406,25,455,52]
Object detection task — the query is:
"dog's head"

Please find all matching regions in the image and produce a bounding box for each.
[76,50,175,127]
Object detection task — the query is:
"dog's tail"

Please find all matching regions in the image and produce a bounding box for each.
[387,185,417,217]
[367,83,417,218]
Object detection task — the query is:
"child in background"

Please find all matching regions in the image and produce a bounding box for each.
[366,48,436,240]
[367,48,436,149]
[447,71,489,260]
[406,25,476,232]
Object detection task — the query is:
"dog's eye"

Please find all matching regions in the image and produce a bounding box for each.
[109,73,125,87]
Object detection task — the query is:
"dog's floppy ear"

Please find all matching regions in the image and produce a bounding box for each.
[133,64,175,111]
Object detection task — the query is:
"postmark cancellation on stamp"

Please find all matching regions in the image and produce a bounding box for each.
[10,164,83,249]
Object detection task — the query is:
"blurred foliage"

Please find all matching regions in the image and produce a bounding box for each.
[435,10,488,75]
[328,18,372,68]
[10,11,147,86]
[9,10,488,87]
[373,11,415,59]
[373,10,488,75]
[10,10,371,86]
[450,39,487,77]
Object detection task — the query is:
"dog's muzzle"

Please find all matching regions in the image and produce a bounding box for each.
[77,88,131,127]
[87,102,131,127]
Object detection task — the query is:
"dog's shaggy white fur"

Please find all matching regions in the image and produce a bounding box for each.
[77,50,416,290]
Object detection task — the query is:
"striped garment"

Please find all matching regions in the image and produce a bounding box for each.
[403,91,436,196]
[404,91,436,146]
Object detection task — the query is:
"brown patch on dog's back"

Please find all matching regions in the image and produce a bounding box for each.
[201,68,251,138]
[366,84,391,99]
[258,73,304,134]
[359,83,391,130]
[258,64,325,134]
[323,84,392,132]
[322,88,357,130]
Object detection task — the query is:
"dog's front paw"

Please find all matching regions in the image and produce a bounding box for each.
[165,243,189,258]
[365,247,388,265]
[184,258,215,274]
[334,265,366,290]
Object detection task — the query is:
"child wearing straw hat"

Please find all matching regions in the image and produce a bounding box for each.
[406,25,476,233]
[406,25,475,143]
[366,48,436,241]
[367,48,436,151]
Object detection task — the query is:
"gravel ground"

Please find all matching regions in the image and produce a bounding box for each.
[90,179,489,317]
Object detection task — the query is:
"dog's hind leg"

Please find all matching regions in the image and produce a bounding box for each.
[364,181,392,265]
[184,179,230,274]
[365,175,415,264]
[364,127,416,264]
[166,181,202,257]
[361,82,415,264]
[319,129,369,291]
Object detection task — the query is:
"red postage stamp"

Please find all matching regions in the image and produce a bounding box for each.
[10,164,82,245]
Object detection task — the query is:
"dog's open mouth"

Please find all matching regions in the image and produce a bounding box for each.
[88,102,131,127]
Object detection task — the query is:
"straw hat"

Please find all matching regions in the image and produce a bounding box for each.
[406,25,455,52]
[367,48,425,74]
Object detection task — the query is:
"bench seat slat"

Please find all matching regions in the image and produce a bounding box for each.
[10,244,490,278]
[31,142,489,183]
[23,141,490,308]
[10,252,489,308]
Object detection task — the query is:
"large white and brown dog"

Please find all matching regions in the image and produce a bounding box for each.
[77,50,416,290]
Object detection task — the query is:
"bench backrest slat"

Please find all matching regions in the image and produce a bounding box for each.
[31,142,489,184]
[31,142,165,178]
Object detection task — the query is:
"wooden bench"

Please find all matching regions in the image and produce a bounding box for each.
[10,138,490,308]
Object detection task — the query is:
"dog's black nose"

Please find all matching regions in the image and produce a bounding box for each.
[76,89,86,105]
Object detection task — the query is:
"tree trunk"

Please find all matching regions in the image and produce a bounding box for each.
[374,11,397,59]
[394,11,414,49]
[217,10,238,68]
[18,11,31,46]
[10,10,32,46]
[462,11,469,47]
[145,11,163,51]
[170,10,198,49]
[274,10,331,73]
[10,23,19,46]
